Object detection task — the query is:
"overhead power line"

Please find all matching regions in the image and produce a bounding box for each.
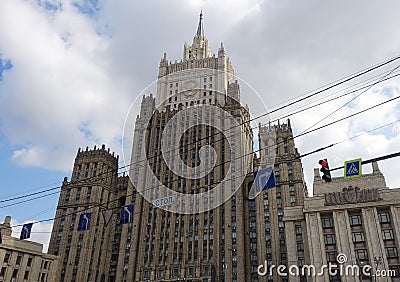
[3,54,400,213]
[7,116,400,229]
[330,152,400,172]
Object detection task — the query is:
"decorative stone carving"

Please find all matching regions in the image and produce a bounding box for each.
[324,186,382,206]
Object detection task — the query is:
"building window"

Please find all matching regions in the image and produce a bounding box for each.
[349,215,362,226]
[12,269,18,279]
[297,241,304,251]
[322,217,333,228]
[289,185,294,192]
[382,229,394,240]
[326,251,337,262]
[324,234,336,245]
[386,247,398,258]
[379,212,391,223]
[290,196,296,203]
[356,249,369,261]
[16,255,22,265]
[352,232,365,243]
[295,225,302,235]
[3,253,10,263]
[276,198,282,205]
[274,165,280,172]
[388,265,400,277]
[287,163,293,170]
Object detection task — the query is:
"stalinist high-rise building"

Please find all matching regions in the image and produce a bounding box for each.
[48,12,308,282]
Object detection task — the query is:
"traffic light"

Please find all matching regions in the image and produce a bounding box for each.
[319,159,332,182]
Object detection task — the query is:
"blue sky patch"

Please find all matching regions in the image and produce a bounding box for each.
[79,125,92,139]
[0,56,12,81]
[37,0,63,13]
[73,0,99,16]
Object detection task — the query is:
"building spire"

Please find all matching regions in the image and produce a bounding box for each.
[196,10,204,37]
[183,10,211,61]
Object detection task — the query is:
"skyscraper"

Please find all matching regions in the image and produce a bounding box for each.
[49,12,308,282]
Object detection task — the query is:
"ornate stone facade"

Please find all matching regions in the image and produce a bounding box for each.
[284,162,400,282]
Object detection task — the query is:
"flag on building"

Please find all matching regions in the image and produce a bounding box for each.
[254,167,275,192]
[77,213,92,231]
[120,204,134,224]
[20,223,33,240]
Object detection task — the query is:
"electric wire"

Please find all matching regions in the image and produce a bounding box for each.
[3,56,399,203]
[0,57,400,219]
[298,63,400,134]
[4,89,400,211]
[9,116,400,228]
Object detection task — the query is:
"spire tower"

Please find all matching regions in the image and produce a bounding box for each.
[196,10,204,37]
[183,11,211,61]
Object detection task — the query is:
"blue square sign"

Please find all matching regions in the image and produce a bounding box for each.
[344,158,362,179]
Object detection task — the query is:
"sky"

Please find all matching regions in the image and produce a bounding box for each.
[1,0,400,251]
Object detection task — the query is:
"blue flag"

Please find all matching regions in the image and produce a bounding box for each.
[20,223,33,240]
[77,213,92,231]
[254,167,275,193]
[120,204,134,224]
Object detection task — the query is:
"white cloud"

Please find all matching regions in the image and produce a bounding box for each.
[0,0,399,192]
[0,0,131,171]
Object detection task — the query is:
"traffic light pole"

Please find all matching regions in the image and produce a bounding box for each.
[329,151,400,172]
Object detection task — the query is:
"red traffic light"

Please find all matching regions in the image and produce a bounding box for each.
[319,159,328,167]
[318,159,332,182]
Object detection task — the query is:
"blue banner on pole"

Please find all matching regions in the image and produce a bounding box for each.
[120,204,134,224]
[78,213,92,231]
[20,223,33,240]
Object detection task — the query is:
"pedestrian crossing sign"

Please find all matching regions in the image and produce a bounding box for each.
[344,158,362,179]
